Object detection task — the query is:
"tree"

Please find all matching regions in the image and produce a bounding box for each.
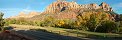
[118,14,122,32]
[120,14,122,21]
[4,19,10,26]
[96,20,119,33]
[76,10,111,32]
[0,12,5,31]
[89,12,110,32]
[55,19,65,28]
[42,16,55,27]
[76,11,91,31]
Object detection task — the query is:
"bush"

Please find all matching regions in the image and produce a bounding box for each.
[54,19,75,29]
[96,20,119,33]
[119,27,122,32]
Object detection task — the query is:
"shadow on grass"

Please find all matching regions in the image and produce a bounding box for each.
[64,30,122,40]
[1,26,122,40]
[0,30,34,40]
[10,29,87,40]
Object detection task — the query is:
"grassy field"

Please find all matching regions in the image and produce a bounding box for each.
[9,24,122,38]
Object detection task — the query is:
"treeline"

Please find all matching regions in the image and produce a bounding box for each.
[6,17,75,29]
[5,10,122,33]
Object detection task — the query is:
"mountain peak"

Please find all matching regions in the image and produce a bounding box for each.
[99,2,113,11]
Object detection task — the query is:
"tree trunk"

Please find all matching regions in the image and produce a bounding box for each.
[1,27,4,32]
[94,27,97,32]
[94,25,99,32]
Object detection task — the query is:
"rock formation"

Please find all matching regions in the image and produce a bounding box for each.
[10,1,113,20]
[40,1,113,19]
[44,1,80,14]
[99,2,113,11]
[44,1,113,14]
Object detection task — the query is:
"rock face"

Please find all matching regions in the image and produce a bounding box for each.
[44,1,80,14]
[40,1,113,19]
[99,2,113,11]
[44,1,113,14]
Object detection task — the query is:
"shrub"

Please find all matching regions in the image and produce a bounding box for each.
[96,20,119,33]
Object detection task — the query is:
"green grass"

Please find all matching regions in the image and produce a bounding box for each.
[9,24,122,38]
[76,30,121,37]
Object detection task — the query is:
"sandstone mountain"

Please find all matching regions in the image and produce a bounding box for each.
[44,1,113,14]
[10,1,114,20]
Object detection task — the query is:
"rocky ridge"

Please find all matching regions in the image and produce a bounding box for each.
[10,1,113,20]
[44,1,113,14]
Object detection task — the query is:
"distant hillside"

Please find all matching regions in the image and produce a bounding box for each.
[10,11,41,19]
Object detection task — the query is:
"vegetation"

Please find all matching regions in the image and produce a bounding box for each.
[0,12,5,31]
[77,11,120,33]
[119,14,122,32]
[5,9,122,33]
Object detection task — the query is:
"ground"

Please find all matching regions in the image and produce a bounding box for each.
[0,24,122,40]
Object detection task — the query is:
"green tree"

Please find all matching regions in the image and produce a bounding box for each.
[0,12,5,31]
[4,19,10,26]
[42,16,55,27]
[89,12,110,32]
[96,20,119,33]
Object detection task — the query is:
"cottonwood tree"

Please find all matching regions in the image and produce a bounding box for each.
[77,11,110,32]
[89,12,110,32]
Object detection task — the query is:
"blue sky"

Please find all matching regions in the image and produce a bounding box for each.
[0,0,122,18]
